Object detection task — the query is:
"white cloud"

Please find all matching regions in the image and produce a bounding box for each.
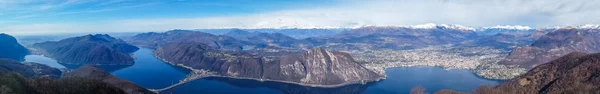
[2,0,600,35]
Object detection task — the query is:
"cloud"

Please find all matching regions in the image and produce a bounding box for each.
[2,0,600,36]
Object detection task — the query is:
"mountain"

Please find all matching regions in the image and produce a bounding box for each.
[477,25,534,35]
[429,52,600,94]
[245,33,312,48]
[65,65,155,94]
[0,33,30,61]
[319,26,478,50]
[0,58,62,78]
[223,29,261,39]
[154,42,383,87]
[243,28,344,39]
[0,58,153,94]
[471,52,600,94]
[474,29,548,49]
[32,34,139,65]
[127,30,262,51]
[499,28,600,68]
[195,28,344,39]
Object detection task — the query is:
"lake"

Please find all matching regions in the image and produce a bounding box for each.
[25,48,500,94]
[25,48,190,89]
[161,66,500,94]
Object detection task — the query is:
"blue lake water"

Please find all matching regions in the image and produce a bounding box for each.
[25,48,190,89]
[161,66,501,94]
[24,55,65,68]
[25,48,500,94]
[109,48,190,89]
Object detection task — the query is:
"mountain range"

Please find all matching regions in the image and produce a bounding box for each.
[499,28,600,68]
[32,34,139,65]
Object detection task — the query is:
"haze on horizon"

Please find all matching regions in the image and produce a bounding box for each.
[1,0,599,35]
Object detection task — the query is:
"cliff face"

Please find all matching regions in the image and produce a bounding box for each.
[154,42,382,86]
[65,65,154,94]
[499,28,600,68]
[32,34,139,65]
[0,33,30,61]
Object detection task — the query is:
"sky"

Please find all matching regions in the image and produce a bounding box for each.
[1,0,599,35]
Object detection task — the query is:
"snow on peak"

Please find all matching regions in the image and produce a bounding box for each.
[547,24,600,29]
[483,25,533,30]
[410,23,475,31]
[577,24,600,29]
[411,23,438,29]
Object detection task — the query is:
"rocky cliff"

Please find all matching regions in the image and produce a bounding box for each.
[499,28,600,68]
[154,42,383,87]
[32,34,139,65]
[0,33,30,61]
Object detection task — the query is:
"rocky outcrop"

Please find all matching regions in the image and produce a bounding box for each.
[0,33,30,61]
[154,42,383,87]
[0,58,62,78]
[499,28,600,68]
[32,34,139,65]
[65,65,154,94]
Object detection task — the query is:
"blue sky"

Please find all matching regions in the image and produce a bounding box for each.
[1,0,335,25]
[1,0,599,35]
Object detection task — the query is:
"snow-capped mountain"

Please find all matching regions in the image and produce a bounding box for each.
[482,25,533,30]
[410,23,476,31]
[476,25,535,35]
[547,24,600,30]
[577,24,600,29]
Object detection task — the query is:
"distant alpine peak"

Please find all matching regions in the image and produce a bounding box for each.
[577,24,600,29]
[410,23,476,31]
[482,25,533,30]
[547,24,600,30]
